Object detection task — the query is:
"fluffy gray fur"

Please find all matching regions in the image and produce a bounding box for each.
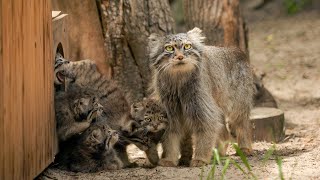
[149,27,254,167]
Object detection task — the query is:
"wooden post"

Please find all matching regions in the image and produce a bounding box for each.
[0,1,55,179]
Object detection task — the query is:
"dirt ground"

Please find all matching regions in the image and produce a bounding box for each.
[40,2,320,179]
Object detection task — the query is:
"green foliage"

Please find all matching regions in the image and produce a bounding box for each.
[201,143,285,180]
[276,156,285,180]
[232,144,252,171]
[262,144,276,164]
[221,158,230,179]
[284,0,311,14]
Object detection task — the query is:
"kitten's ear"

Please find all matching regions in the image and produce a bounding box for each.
[73,99,79,105]
[131,103,137,109]
[187,27,205,43]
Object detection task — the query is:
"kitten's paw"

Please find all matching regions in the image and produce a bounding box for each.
[142,162,157,169]
[158,159,177,167]
[190,159,208,167]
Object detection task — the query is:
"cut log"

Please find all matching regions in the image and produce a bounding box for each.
[250,107,285,142]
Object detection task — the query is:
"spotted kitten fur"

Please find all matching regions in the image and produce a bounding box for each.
[56,121,123,172]
[127,98,168,166]
[55,85,103,142]
[54,57,138,167]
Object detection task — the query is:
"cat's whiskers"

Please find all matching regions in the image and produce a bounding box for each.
[157,63,171,75]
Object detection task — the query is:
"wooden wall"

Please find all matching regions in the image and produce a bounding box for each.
[0,0,55,179]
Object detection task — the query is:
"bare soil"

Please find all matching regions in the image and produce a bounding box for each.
[40,2,320,179]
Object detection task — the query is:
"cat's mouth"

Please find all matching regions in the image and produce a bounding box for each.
[176,61,186,65]
[56,71,65,83]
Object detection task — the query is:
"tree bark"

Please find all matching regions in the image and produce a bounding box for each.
[98,0,174,103]
[184,0,277,108]
[184,0,249,56]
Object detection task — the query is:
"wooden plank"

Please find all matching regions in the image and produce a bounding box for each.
[1,1,24,179]
[0,0,3,179]
[22,0,54,178]
[1,0,54,179]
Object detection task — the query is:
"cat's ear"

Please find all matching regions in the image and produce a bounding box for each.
[131,103,138,110]
[187,27,206,44]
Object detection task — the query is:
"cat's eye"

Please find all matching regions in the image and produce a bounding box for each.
[145,118,151,122]
[165,45,174,52]
[159,116,163,120]
[184,44,192,50]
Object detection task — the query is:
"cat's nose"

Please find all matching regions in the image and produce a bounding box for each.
[176,55,184,61]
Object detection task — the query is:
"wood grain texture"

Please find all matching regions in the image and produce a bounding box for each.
[0,0,3,179]
[0,0,54,179]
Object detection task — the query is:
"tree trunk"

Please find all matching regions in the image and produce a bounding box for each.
[184,0,249,57]
[184,0,277,108]
[98,0,174,103]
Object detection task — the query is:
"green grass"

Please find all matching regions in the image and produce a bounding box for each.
[201,143,285,180]
[284,0,311,14]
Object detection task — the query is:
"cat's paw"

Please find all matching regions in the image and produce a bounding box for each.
[158,159,177,167]
[238,148,253,156]
[190,159,208,167]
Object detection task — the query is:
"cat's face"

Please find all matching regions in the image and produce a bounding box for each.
[149,27,205,75]
[82,123,119,153]
[73,96,103,121]
[131,98,168,133]
[54,56,70,85]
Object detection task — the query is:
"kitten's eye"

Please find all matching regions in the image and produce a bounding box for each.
[184,44,192,50]
[145,118,151,122]
[159,117,163,120]
[165,45,174,52]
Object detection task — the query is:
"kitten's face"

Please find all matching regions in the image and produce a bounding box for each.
[54,56,70,85]
[149,27,205,75]
[73,96,103,121]
[131,98,168,133]
[82,123,119,153]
